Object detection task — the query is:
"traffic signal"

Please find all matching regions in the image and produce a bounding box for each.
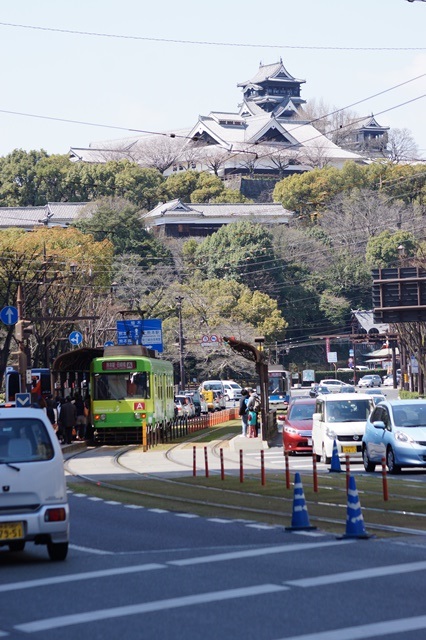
[15,319,33,342]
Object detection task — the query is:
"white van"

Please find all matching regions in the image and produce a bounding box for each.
[0,408,70,561]
[312,393,375,464]
[222,381,243,401]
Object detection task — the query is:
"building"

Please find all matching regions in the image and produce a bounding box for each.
[0,202,95,230]
[142,199,293,237]
[70,60,385,180]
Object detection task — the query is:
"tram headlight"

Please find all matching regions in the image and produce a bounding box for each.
[134,412,141,419]
[94,414,106,421]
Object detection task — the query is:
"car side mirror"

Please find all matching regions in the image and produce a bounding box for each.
[372,420,386,430]
[312,412,321,421]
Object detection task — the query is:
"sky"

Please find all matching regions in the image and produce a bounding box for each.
[1,0,426,159]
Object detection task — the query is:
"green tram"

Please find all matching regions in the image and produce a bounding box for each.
[90,346,175,444]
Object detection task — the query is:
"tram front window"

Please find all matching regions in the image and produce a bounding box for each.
[93,373,150,400]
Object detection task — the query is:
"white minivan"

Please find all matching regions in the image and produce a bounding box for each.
[312,393,375,464]
[222,381,243,401]
[0,408,70,561]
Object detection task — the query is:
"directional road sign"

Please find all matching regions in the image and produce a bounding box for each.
[104,341,114,347]
[15,393,31,407]
[69,331,83,346]
[0,305,18,325]
[116,319,163,352]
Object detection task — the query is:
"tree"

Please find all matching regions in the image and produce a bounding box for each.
[385,128,419,163]
[157,171,200,202]
[0,227,114,376]
[73,198,171,266]
[0,149,48,206]
[366,230,417,268]
[190,173,224,202]
[194,221,283,296]
[128,135,186,173]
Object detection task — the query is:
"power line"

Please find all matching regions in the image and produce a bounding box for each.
[0,21,425,51]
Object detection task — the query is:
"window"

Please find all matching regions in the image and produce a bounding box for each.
[0,418,54,462]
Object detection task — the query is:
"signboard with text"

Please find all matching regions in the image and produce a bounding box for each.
[116,319,163,352]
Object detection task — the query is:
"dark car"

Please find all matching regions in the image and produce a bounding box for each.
[282,397,316,454]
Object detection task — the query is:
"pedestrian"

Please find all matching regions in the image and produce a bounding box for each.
[58,396,77,445]
[74,392,86,440]
[239,389,249,437]
[247,388,261,437]
[45,395,58,436]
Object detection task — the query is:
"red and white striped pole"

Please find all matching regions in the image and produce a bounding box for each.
[260,449,266,486]
[284,449,290,489]
[192,445,196,477]
[204,446,209,478]
[312,452,318,493]
[345,455,351,494]
[239,449,244,483]
[381,456,389,501]
[220,447,225,481]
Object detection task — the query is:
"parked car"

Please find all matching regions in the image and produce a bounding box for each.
[174,395,195,418]
[312,392,375,463]
[362,399,426,473]
[222,381,242,402]
[184,391,207,416]
[383,373,400,387]
[283,397,316,454]
[358,374,382,388]
[212,390,226,410]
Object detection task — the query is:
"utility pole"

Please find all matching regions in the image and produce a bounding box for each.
[16,283,28,394]
[175,296,185,392]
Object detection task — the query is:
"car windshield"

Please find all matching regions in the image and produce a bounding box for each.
[289,404,315,420]
[392,405,426,427]
[0,418,54,463]
[326,399,372,422]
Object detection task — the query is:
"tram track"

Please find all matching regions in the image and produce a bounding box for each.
[64,443,426,537]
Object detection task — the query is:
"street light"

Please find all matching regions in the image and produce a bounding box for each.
[175,296,185,392]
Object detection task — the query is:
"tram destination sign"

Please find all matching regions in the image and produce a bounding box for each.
[116,319,163,352]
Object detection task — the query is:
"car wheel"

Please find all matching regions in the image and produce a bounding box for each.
[321,446,331,465]
[9,540,25,552]
[362,446,376,472]
[47,541,68,562]
[386,447,401,474]
[315,453,321,463]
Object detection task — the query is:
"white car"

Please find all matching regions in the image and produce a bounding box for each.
[319,379,351,393]
[222,381,243,401]
[0,408,69,561]
[358,374,382,388]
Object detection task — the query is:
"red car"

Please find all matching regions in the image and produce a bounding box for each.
[282,397,316,454]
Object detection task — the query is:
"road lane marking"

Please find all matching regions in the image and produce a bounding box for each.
[286,560,426,587]
[168,540,354,566]
[0,563,166,593]
[15,584,288,633]
[175,513,199,518]
[274,615,426,640]
[69,544,115,555]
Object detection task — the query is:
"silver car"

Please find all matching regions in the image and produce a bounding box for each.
[358,374,382,388]
[362,399,426,473]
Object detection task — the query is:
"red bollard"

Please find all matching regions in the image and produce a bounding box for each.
[284,449,290,489]
[260,449,266,486]
[193,445,196,477]
[345,455,351,494]
[381,457,389,501]
[220,447,225,481]
[204,446,209,478]
[239,449,244,483]
[312,452,318,493]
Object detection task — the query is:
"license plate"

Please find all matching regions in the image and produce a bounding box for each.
[0,522,24,540]
[308,439,312,446]
[342,446,357,454]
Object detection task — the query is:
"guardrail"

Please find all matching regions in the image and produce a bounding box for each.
[146,407,240,448]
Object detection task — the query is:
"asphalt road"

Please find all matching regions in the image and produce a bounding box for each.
[1,491,426,639]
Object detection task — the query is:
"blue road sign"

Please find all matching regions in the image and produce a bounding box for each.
[116,319,163,352]
[15,393,31,407]
[69,331,83,346]
[0,305,18,326]
[104,341,114,347]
